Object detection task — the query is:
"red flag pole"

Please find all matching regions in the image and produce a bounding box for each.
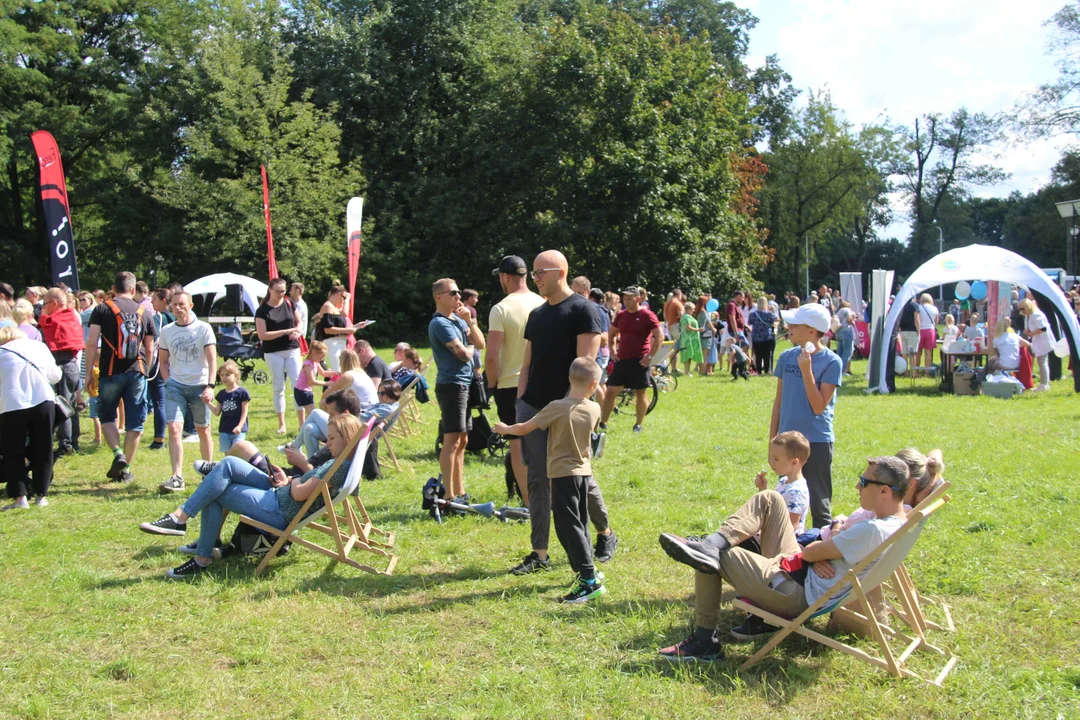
[261,165,278,280]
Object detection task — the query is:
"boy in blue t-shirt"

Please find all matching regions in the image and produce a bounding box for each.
[770,304,842,529]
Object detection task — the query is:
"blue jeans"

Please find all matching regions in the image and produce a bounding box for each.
[180,457,287,557]
[835,327,855,370]
[292,410,329,456]
[97,372,148,432]
[147,374,166,440]
[165,378,210,427]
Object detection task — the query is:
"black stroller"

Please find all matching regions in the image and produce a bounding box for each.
[216,324,269,385]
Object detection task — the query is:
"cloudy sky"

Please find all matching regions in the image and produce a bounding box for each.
[737,0,1073,240]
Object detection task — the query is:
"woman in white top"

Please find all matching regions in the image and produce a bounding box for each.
[988,318,1028,373]
[1019,298,1056,392]
[915,293,940,368]
[0,327,61,509]
[322,348,378,409]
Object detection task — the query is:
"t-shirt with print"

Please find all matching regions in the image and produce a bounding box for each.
[749,310,777,342]
[158,318,217,386]
[522,293,604,409]
[530,397,601,478]
[216,386,251,434]
[428,313,473,385]
[803,514,905,605]
[612,308,661,360]
[89,296,157,377]
[255,300,299,353]
[773,346,843,443]
[364,355,393,386]
[775,476,810,535]
[488,291,545,389]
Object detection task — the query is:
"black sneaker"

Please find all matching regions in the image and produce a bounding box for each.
[658,533,721,574]
[453,494,472,505]
[729,614,779,641]
[193,460,217,476]
[598,422,607,431]
[159,476,185,494]
[591,432,606,459]
[560,578,606,604]
[106,453,128,480]
[632,424,643,433]
[658,634,724,662]
[178,541,223,560]
[139,513,186,536]
[118,469,134,484]
[148,440,165,451]
[166,557,210,580]
[509,551,551,575]
[594,530,618,563]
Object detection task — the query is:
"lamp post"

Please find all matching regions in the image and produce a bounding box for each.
[933,224,944,305]
[1054,199,1080,280]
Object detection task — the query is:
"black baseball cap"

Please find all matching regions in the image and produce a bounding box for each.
[620,286,642,296]
[492,255,528,277]
[588,288,604,301]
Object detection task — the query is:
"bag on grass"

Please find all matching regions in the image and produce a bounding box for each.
[223,522,291,557]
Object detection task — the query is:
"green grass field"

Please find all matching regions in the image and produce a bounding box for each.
[1,349,1078,719]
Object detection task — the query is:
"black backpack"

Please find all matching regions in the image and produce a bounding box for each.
[222,522,291,557]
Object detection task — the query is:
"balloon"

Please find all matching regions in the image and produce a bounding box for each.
[955,281,971,300]
[705,298,720,313]
[1054,337,1070,358]
[970,280,987,301]
[894,355,908,375]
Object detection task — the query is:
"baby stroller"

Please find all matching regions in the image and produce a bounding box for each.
[216,324,269,385]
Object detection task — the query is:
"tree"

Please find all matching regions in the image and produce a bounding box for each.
[1016,1,1080,138]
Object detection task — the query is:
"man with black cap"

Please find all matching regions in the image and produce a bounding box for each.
[600,286,663,433]
[485,255,545,501]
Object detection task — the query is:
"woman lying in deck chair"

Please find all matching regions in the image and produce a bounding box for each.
[138,414,363,580]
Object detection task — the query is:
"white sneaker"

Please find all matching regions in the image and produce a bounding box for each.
[35,496,48,507]
[1032,384,1050,393]
[182,434,199,443]
[1,497,30,511]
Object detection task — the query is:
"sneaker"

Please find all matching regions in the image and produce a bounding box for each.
[729,613,779,641]
[178,542,223,560]
[139,513,187,536]
[509,551,551,575]
[118,469,134,484]
[182,434,199,443]
[193,460,217,476]
[1033,384,1050,393]
[148,440,164,451]
[658,634,724,662]
[453,494,472,505]
[591,432,606,459]
[1,497,30,511]
[560,578,606,604]
[594,530,618,563]
[106,453,128,480]
[658,533,722,574]
[598,422,607,431]
[165,557,210,580]
[632,424,643,434]
[55,443,75,457]
[159,476,185,494]
[277,444,291,453]
[35,496,48,507]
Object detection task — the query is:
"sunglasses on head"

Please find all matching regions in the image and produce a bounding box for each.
[858,475,900,492]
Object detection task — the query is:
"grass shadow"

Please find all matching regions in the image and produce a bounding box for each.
[49,483,152,502]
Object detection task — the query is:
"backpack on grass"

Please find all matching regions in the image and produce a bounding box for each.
[221,522,291,557]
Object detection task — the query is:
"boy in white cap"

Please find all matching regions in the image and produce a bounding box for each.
[769,303,842,529]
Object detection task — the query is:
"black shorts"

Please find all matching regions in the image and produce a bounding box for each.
[607,358,650,389]
[293,388,314,407]
[435,382,472,434]
[492,387,518,426]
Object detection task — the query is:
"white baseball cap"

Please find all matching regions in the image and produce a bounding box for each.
[780,303,831,334]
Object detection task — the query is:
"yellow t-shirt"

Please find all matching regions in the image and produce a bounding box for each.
[488,291,545,389]
[531,397,601,478]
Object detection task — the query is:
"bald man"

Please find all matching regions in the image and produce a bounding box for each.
[510,250,618,575]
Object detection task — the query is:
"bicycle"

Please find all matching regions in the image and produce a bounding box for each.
[615,372,659,416]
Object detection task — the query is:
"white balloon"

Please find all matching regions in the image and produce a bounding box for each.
[955,281,971,300]
[895,355,908,374]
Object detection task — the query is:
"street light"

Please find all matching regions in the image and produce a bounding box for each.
[932,223,944,305]
[1054,199,1080,279]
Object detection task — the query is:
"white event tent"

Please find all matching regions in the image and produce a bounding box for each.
[184,273,268,317]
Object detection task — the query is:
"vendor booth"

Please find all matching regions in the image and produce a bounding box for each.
[874,245,1080,394]
[184,272,268,319]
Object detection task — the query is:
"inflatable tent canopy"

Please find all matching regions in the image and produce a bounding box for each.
[184,273,268,318]
[875,244,1080,394]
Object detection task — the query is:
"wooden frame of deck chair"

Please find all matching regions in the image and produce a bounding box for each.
[395,361,430,437]
[733,481,958,686]
[371,400,411,473]
[238,417,398,576]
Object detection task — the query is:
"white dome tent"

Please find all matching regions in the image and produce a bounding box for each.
[184,272,268,317]
[875,244,1080,394]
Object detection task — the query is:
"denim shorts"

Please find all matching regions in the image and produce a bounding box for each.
[88,396,99,420]
[165,378,210,427]
[293,387,315,408]
[97,372,148,432]
[219,432,246,453]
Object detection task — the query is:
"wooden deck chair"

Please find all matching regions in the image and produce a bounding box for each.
[396,361,430,437]
[733,482,958,686]
[238,417,398,576]
[371,400,411,473]
[390,379,421,440]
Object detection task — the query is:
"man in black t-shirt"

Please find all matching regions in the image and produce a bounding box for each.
[355,340,392,391]
[897,298,919,366]
[85,271,158,484]
[509,250,618,576]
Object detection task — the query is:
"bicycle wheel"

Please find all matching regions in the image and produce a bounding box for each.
[645,374,659,414]
[652,366,677,392]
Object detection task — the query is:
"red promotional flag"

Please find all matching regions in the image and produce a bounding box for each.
[30,131,80,290]
[345,197,364,348]
[261,165,278,281]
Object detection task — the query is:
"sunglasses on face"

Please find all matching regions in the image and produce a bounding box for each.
[858,475,900,493]
[531,268,560,279]
[439,290,461,297]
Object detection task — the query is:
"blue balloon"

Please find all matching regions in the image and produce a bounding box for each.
[970,280,987,301]
[705,298,720,313]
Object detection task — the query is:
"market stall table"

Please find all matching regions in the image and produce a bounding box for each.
[939,346,990,393]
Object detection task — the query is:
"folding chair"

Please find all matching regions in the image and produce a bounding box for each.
[733,482,958,685]
[371,400,412,473]
[396,361,429,437]
[239,417,398,576]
